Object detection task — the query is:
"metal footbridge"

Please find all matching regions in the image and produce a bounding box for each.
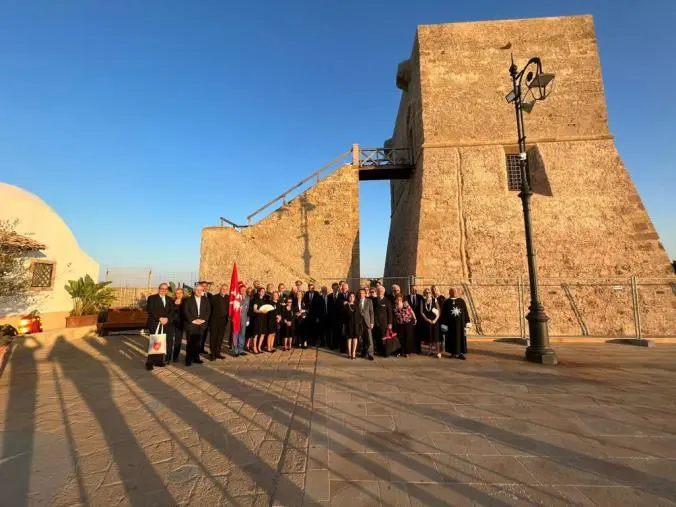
[220,144,414,227]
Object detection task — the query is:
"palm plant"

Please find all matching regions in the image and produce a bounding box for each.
[65,275,116,316]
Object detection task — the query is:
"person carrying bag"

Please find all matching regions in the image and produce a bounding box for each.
[146,323,167,370]
[145,283,173,371]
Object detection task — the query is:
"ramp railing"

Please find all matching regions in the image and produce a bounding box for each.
[244,150,352,225]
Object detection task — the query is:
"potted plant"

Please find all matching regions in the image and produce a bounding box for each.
[65,275,116,328]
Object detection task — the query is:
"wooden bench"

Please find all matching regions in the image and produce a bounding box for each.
[97,309,148,337]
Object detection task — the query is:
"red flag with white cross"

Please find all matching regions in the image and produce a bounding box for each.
[228,263,241,337]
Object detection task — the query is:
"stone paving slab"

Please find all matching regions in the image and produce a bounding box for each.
[1,333,676,506]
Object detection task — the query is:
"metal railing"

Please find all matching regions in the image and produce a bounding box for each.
[356,147,411,167]
[219,217,249,231]
[221,144,415,228]
[245,150,352,225]
[101,268,197,289]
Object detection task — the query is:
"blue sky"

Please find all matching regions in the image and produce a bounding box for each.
[1,0,674,278]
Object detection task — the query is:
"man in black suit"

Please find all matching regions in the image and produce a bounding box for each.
[327,282,341,350]
[183,283,211,366]
[302,282,321,347]
[407,284,423,353]
[208,284,229,361]
[373,285,393,357]
[145,282,173,370]
[317,285,330,348]
[198,281,213,354]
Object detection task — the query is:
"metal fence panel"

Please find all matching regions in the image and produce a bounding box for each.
[401,276,676,338]
[636,278,676,337]
[102,267,197,288]
[103,269,676,337]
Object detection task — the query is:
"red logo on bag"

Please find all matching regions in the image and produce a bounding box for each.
[152,341,161,351]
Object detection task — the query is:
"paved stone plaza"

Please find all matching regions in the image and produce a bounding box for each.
[1,334,675,506]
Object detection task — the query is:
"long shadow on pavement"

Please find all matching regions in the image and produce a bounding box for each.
[92,334,519,507]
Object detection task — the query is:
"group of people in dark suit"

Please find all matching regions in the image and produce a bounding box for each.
[144,278,471,370]
[145,281,220,370]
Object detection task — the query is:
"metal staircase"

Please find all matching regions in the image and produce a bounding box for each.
[220,144,414,227]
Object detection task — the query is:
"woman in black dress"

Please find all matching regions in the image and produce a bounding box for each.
[421,288,441,358]
[393,294,416,357]
[280,297,295,351]
[343,292,360,359]
[441,287,471,359]
[170,287,185,363]
[264,291,281,353]
[252,286,268,354]
[294,290,307,348]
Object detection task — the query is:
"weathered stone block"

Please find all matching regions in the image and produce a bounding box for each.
[200,164,359,287]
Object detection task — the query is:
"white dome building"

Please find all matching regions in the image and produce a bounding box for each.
[0,183,99,331]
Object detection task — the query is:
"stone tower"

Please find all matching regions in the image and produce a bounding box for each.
[385,15,671,281]
[382,15,673,336]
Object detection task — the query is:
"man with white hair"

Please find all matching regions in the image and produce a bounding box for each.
[372,285,393,356]
[388,284,402,305]
[183,283,211,366]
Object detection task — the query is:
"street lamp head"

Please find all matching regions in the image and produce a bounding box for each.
[527,72,555,100]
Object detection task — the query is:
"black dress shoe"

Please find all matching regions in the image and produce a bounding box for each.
[185,361,192,367]
[208,354,216,361]
[368,355,374,361]
[157,362,166,367]
[458,354,466,360]
[194,358,204,364]
[145,363,154,371]
[239,352,247,356]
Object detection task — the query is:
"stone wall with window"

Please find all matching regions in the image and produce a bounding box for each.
[0,183,99,331]
[384,16,674,336]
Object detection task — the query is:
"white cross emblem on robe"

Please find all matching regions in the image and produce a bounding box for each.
[451,307,461,317]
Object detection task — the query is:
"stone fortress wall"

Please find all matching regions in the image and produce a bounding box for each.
[200,164,360,290]
[200,15,674,337]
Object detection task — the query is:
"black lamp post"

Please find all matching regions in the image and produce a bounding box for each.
[506,56,558,365]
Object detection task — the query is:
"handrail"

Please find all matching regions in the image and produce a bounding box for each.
[461,282,484,335]
[219,217,249,230]
[246,150,351,225]
[357,147,411,167]
[562,283,589,336]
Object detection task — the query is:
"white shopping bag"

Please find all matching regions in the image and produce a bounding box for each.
[148,323,167,356]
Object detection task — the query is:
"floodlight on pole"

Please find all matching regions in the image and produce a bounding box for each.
[521,100,536,113]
